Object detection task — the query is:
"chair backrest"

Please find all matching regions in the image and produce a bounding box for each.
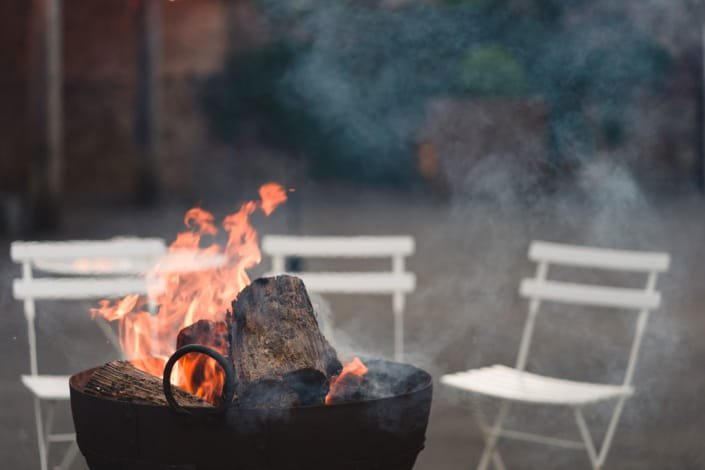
[516,241,670,387]
[261,235,416,360]
[11,237,167,376]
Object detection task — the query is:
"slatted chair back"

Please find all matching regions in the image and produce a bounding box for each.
[11,237,167,376]
[262,235,416,361]
[11,237,169,470]
[516,241,671,386]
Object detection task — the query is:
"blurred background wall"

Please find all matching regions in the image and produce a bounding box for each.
[0,0,265,210]
[1,0,704,235]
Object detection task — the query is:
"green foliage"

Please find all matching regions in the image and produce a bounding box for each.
[459,45,525,96]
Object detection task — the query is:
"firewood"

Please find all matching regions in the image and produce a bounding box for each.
[84,360,209,407]
[176,319,229,356]
[230,275,342,406]
[175,319,231,396]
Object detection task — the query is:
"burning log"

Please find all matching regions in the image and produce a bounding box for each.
[176,319,229,356]
[175,319,230,400]
[231,275,342,407]
[87,276,345,408]
[84,360,209,407]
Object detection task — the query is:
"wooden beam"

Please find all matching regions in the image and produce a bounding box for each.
[700,23,705,191]
[26,0,63,230]
[135,0,162,205]
[46,0,62,202]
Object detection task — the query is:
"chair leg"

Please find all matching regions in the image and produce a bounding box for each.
[574,408,600,469]
[595,397,628,468]
[33,398,49,470]
[477,401,511,470]
[95,317,124,359]
[392,299,404,362]
[55,441,80,470]
[491,452,506,470]
[471,397,508,470]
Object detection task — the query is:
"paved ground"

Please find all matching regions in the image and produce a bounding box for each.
[1,177,704,469]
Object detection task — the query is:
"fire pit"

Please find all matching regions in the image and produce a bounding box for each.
[70,186,432,469]
[70,355,432,470]
[70,276,432,470]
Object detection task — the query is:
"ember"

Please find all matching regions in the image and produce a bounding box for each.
[326,356,369,405]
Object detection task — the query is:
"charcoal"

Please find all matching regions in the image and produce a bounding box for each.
[238,378,299,409]
[283,368,329,406]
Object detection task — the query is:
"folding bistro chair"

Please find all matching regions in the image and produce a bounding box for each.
[262,235,416,361]
[11,238,167,470]
[441,241,670,470]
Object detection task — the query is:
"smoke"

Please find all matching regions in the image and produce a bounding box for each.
[292,149,697,466]
[217,0,682,187]
[203,0,701,464]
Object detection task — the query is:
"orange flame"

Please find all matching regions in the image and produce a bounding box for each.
[90,183,288,403]
[325,357,369,405]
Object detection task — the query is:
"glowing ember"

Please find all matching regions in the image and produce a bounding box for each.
[325,357,369,405]
[90,183,288,403]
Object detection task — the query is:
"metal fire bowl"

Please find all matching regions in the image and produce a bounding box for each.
[70,358,433,470]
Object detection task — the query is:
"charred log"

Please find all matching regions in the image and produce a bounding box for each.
[176,319,229,356]
[230,275,342,406]
[237,368,329,408]
[238,378,300,409]
[176,319,230,394]
[84,360,208,407]
[282,368,329,405]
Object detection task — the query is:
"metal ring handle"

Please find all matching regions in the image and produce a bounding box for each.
[163,345,235,416]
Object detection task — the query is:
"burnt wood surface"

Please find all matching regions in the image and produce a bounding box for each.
[84,360,208,407]
[230,275,342,405]
[176,319,229,356]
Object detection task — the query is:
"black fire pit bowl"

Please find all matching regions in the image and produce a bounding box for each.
[70,355,433,470]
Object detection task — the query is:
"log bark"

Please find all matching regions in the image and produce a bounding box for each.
[84,360,208,407]
[230,275,341,406]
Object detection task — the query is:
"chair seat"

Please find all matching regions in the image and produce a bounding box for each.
[441,365,633,406]
[21,375,71,400]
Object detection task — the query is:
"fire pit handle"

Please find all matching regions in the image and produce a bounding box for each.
[163,345,235,416]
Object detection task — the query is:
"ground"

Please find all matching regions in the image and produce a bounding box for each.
[1,178,704,469]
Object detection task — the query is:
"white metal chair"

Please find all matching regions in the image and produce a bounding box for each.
[441,241,670,470]
[262,235,416,361]
[11,237,167,470]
